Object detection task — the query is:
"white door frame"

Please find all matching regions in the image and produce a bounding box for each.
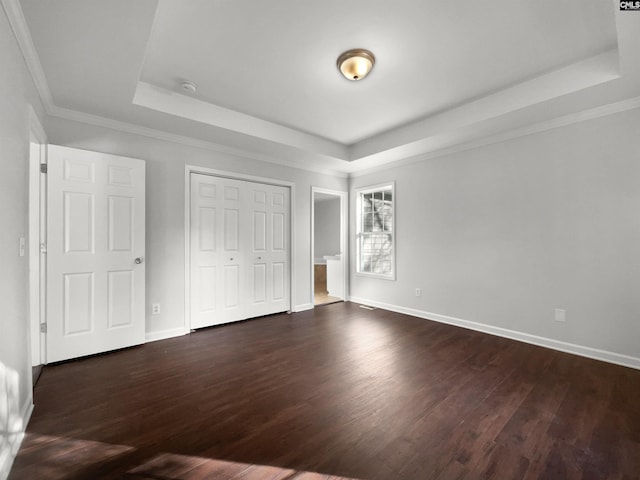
[184,165,296,332]
[28,105,47,368]
[311,187,348,305]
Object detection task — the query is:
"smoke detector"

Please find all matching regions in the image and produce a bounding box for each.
[179,81,197,94]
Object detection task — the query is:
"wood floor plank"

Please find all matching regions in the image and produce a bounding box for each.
[9,302,640,480]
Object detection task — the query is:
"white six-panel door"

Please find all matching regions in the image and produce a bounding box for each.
[190,173,290,328]
[46,145,146,363]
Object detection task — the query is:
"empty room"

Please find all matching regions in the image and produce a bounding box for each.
[1,1,640,479]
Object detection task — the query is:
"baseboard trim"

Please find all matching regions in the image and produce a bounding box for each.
[21,400,33,432]
[293,303,314,312]
[145,327,189,343]
[1,400,33,480]
[349,296,640,371]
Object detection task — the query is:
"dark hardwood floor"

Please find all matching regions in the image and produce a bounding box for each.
[10,302,640,479]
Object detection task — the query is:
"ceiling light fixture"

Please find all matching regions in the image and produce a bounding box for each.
[337,49,375,81]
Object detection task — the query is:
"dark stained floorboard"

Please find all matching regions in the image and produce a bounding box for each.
[9,302,640,479]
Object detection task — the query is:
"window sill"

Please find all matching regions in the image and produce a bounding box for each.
[355,271,396,281]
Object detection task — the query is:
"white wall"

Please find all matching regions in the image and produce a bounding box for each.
[350,108,640,365]
[314,197,340,260]
[0,5,44,477]
[43,116,348,337]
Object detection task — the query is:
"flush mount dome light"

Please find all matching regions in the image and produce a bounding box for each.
[337,49,375,81]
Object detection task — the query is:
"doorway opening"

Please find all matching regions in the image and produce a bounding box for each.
[311,188,347,306]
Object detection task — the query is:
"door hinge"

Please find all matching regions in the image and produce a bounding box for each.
[40,323,47,333]
[40,163,47,174]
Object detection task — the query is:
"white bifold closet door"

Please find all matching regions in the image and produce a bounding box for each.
[190,173,291,328]
[46,145,146,363]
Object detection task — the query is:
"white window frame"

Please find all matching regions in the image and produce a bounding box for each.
[355,182,396,280]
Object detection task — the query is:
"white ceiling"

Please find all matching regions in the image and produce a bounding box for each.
[140,0,615,145]
[15,0,640,175]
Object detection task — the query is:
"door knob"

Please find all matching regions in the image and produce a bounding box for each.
[230,257,234,261]
[134,257,143,264]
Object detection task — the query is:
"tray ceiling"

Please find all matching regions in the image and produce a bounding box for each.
[15,0,640,174]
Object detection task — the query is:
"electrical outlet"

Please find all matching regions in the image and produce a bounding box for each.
[415,288,422,297]
[554,308,566,322]
[152,303,161,315]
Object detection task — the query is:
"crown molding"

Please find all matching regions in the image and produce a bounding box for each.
[48,105,348,178]
[1,0,54,111]
[349,94,640,177]
[134,81,348,161]
[350,49,620,162]
[52,93,640,180]
[49,92,640,180]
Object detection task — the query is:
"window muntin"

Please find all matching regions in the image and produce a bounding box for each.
[356,183,395,278]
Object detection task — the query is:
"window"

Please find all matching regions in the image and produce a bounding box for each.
[356,183,395,279]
